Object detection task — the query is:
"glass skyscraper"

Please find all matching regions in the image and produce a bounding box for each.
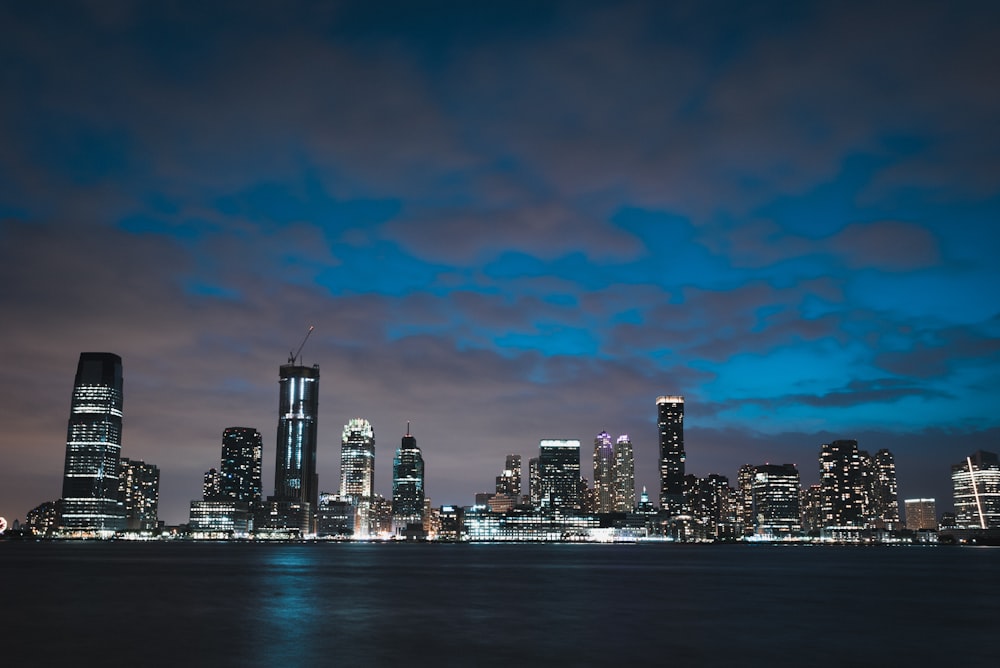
[274,362,320,509]
[59,352,126,534]
[392,424,425,532]
[341,418,376,537]
[118,457,160,532]
[952,450,1000,529]
[613,434,635,512]
[750,464,801,538]
[538,439,581,512]
[657,395,685,516]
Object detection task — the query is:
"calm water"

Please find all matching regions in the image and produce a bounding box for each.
[1,542,997,667]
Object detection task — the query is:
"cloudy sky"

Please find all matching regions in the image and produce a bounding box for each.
[2,1,998,524]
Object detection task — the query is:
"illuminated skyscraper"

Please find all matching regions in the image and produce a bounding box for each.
[750,464,801,538]
[657,395,685,516]
[220,427,262,503]
[118,458,159,532]
[872,448,900,529]
[820,439,867,528]
[274,361,320,509]
[59,352,126,535]
[538,439,581,511]
[496,454,522,497]
[951,450,1000,529]
[613,435,635,512]
[528,457,540,507]
[904,498,937,531]
[341,418,375,537]
[593,432,615,513]
[392,423,425,533]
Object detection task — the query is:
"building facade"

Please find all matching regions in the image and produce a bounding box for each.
[751,464,801,538]
[657,396,685,516]
[496,454,522,498]
[904,498,937,531]
[341,417,376,536]
[613,435,636,513]
[538,439,581,512]
[391,424,425,533]
[220,427,262,503]
[593,432,615,513]
[951,451,1000,529]
[274,362,320,509]
[59,352,126,534]
[118,458,160,532]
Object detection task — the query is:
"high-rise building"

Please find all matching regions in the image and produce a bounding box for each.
[904,498,937,531]
[59,352,126,534]
[528,457,540,507]
[751,464,801,538]
[203,468,222,500]
[737,464,756,537]
[220,427,262,503]
[274,361,320,509]
[496,454,522,497]
[118,458,160,532]
[951,451,1000,529]
[613,435,636,512]
[820,439,867,528]
[657,395,685,516]
[593,431,615,513]
[872,449,900,529]
[538,439,581,512]
[341,418,375,537]
[688,474,737,541]
[392,423,425,533]
[800,484,824,534]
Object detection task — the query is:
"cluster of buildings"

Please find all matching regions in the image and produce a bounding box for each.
[8,352,1000,543]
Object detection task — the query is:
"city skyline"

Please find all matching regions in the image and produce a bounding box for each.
[2,2,999,524]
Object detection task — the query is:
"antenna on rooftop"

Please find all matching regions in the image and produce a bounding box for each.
[288,325,315,364]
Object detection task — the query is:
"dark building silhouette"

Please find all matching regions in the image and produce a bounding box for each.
[657,395,685,516]
[538,439,581,511]
[495,454,522,498]
[392,423,425,534]
[59,352,126,534]
[220,427,263,503]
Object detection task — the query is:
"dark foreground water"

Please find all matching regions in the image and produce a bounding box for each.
[1,542,997,667]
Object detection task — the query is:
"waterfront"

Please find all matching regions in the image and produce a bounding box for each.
[1,542,997,667]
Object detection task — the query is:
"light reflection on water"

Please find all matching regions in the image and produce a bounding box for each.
[1,542,998,667]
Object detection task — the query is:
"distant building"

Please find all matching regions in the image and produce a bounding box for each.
[737,465,756,537]
[203,468,223,500]
[904,498,937,531]
[341,418,375,537]
[392,424,425,534]
[528,457,541,507]
[751,464,801,538]
[613,435,635,512]
[59,352,126,535]
[689,474,737,541]
[871,449,901,529]
[496,454,522,497]
[219,427,262,503]
[25,501,61,537]
[820,440,867,528]
[800,484,824,534]
[118,458,160,532]
[593,432,615,513]
[273,359,320,511]
[951,451,1000,529]
[316,492,355,537]
[189,500,251,537]
[538,439,581,512]
[656,396,685,516]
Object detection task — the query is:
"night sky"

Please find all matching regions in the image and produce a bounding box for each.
[2,1,999,525]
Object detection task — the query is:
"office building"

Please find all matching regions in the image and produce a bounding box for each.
[871,449,900,529]
[118,458,160,532]
[220,427,262,503]
[737,464,756,537]
[657,395,685,516]
[189,500,251,538]
[751,464,801,538]
[59,352,126,534]
[951,450,1000,529]
[538,439,581,511]
[528,457,540,507]
[904,498,937,531]
[819,439,868,528]
[496,454,522,497]
[593,431,615,513]
[203,468,222,500]
[274,360,320,509]
[316,492,356,537]
[392,423,425,533]
[341,418,376,536]
[613,435,635,512]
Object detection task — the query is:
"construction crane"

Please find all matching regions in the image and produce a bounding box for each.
[288,325,315,365]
